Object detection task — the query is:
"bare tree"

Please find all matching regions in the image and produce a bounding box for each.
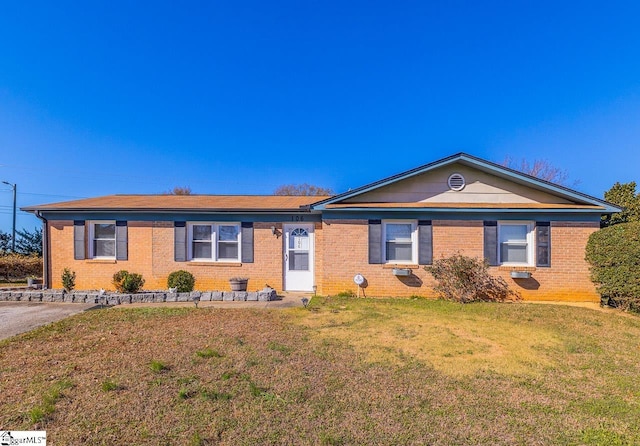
[165,186,193,195]
[274,183,334,196]
[501,156,576,186]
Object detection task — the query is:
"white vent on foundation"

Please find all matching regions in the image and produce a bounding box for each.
[447,173,466,191]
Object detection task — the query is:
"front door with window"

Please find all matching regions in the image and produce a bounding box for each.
[283,224,314,291]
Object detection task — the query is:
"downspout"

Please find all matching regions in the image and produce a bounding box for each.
[34,210,49,289]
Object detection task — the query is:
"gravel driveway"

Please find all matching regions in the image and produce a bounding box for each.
[0,302,97,340]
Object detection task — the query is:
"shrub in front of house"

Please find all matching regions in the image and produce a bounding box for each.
[61,267,76,292]
[585,221,640,311]
[112,270,145,293]
[426,253,520,303]
[112,270,129,292]
[167,270,196,293]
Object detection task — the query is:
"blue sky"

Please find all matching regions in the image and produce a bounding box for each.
[1,1,640,232]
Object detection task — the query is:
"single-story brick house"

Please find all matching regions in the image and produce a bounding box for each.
[23,153,620,301]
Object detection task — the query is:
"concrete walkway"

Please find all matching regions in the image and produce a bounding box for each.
[0,302,98,340]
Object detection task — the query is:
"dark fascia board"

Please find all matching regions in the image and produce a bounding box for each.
[320,206,607,214]
[310,152,623,214]
[24,210,324,223]
[21,207,321,214]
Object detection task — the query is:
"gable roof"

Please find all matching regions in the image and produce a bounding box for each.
[311,152,621,214]
[23,195,331,213]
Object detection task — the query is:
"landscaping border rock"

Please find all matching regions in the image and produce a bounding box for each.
[0,287,278,305]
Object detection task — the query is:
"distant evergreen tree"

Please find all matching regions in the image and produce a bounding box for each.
[15,227,43,256]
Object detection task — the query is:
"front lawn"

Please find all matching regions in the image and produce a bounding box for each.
[1,298,639,445]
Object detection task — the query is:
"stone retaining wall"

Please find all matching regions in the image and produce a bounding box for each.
[0,288,278,305]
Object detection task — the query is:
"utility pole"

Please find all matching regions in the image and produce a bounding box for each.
[2,181,16,252]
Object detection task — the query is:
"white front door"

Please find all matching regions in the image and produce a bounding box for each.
[284,223,314,291]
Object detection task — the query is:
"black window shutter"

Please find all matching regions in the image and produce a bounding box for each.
[483,221,498,266]
[536,222,551,267]
[116,221,128,261]
[174,221,187,262]
[73,220,85,260]
[418,220,433,265]
[241,222,254,263]
[368,219,383,264]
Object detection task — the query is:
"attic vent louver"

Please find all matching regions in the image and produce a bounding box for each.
[447,173,465,191]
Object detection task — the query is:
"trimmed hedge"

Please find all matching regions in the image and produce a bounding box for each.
[585,221,640,311]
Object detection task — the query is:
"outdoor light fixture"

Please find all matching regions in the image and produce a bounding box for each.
[2,181,16,252]
[271,225,277,235]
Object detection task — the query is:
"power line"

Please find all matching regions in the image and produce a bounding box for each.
[0,190,86,199]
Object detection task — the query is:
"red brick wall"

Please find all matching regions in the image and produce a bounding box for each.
[318,219,600,301]
[48,221,286,292]
[48,218,600,301]
[492,222,600,301]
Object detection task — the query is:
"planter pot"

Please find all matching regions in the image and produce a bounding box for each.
[229,279,248,291]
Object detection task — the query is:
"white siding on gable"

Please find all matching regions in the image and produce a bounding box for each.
[343,164,574,205]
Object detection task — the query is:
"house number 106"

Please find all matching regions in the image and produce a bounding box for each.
[291,216,305,221]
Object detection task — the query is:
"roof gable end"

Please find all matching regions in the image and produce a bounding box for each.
[311,153,621,213]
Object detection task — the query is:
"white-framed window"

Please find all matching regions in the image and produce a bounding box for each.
[383,220,418,263]
[89,220,116,259]
[498,221,534,266]
[188,222,241,262]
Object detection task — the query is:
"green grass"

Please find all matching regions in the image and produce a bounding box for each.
[149,359,168,373]
[195,347,223,358]
[27,379,74,424]
[100,379,118,392]
[1,299,640,444]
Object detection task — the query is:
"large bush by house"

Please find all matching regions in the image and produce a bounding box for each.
[426,254,520,303]
[585,221,640,311]
[0,253,43,281]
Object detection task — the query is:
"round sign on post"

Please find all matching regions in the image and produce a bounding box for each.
[353,274,365,297]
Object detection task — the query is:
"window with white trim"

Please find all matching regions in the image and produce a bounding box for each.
[188,223,241,262]
[89,221,116,259]
[498,221,534,265]
[383,220,418,263]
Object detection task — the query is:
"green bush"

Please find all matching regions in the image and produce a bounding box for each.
[61,268,76,292]
[585,221,640,311]
[167,270,196,292]
[426,253,520,303]
[112,270,129,292]
[112,270,145,293]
